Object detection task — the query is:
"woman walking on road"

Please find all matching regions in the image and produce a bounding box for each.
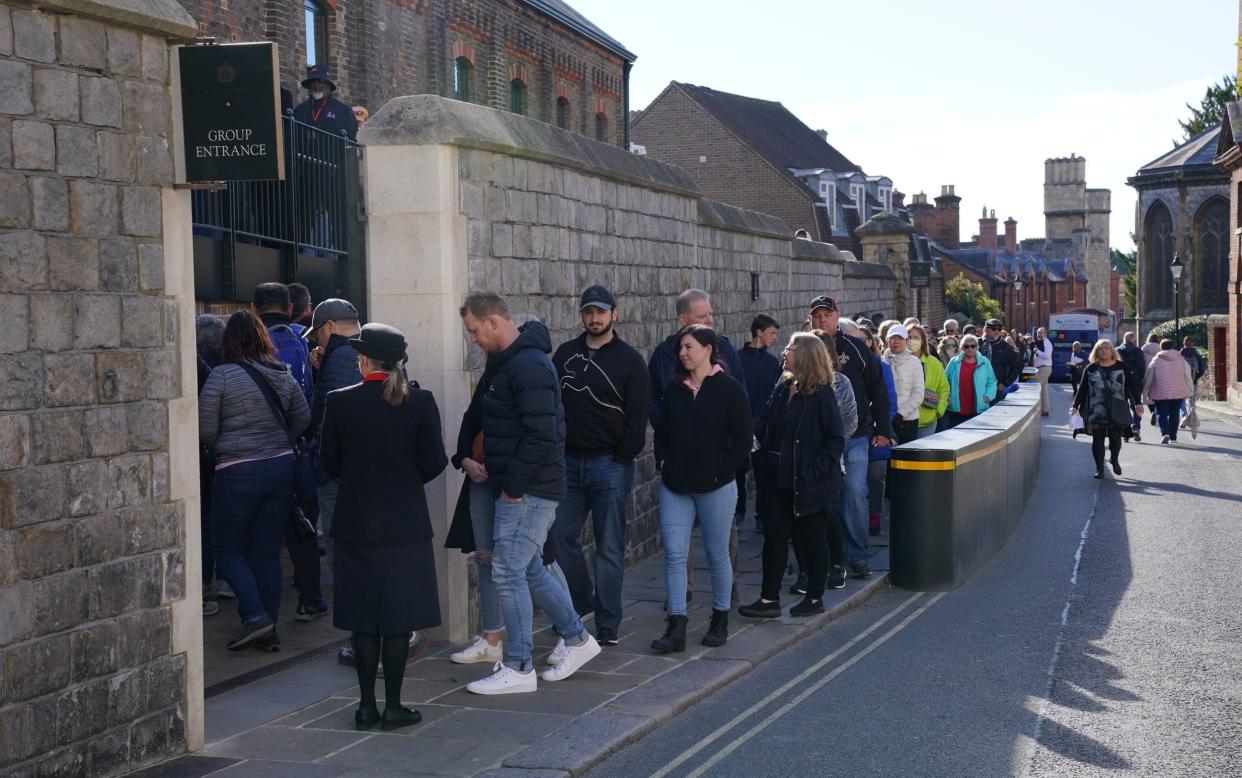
[943,334,998,428]
[1142,339,1195,445]
[319,324,449,731]
[1073,340,1142,479]
[651,325,753,653]
[198,312,308,651]
[740,333,846,619]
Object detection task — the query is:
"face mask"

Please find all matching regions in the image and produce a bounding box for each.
[909,338,923,352]
[311,89,327,101]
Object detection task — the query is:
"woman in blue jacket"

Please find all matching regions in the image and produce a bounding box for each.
[943,334,999,428]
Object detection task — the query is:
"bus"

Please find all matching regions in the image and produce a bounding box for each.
[1046,308,1117,381]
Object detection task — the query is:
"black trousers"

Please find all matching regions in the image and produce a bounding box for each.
[894,419,920,445]
[1091,425,1122,469]
[285,512,323,606]
[761,490,833,600]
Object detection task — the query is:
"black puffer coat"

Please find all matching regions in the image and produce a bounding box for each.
[482,321,566,501]
[756,379,846,517]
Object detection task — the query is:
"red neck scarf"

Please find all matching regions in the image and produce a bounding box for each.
[363,371,389,383]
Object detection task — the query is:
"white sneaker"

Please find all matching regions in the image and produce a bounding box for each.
[451,636,503,665]
[540,634,601,682]
[466,662,537,695]
[544,638,567,667]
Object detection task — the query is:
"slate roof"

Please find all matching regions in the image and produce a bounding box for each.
[1137,124,1221,174]
[673,83,862,174]
[519,0,636,62]
[930,242,1086,285]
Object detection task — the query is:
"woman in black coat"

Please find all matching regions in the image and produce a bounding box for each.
[1072,339,1142,480]
[651,325,753,654]
[740,332,846,619]
[320,323,448,731]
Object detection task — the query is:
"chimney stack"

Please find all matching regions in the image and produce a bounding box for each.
[815,129,828,141]
[979,207,998,252]
[933,185,961,249]
[1004,217,1017,253]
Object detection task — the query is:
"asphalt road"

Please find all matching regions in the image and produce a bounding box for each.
[587,386,1242,778]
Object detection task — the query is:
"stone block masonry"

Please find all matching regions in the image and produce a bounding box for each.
[0,1,200,776]
[360,95,895,641]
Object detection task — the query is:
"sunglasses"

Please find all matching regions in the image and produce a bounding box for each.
[962,344,978,350]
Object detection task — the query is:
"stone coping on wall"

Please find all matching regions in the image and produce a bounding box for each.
[792,238,846,263]
[362,95,700,197]
[843,260,897,280]
[33,0,197,37]
[696,197,791,240]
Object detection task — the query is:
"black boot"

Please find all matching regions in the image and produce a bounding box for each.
[651,615,687,654]
[1093,463,1105,479]
[1111,457,1121,475]
[701,609,729,647]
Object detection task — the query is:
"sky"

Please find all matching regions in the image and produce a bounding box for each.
[574,0,1239,251]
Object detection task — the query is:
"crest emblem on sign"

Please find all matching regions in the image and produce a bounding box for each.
[216,62,236,83]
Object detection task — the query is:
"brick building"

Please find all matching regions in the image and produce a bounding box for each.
[630,82,898,253]
[178,0,636,146]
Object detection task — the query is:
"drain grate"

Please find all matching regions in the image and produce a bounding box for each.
[204,637,351,699]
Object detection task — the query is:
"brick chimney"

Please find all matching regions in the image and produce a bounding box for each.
[933,184,961,249]
[979,206,998,252]
[1004,217,1017,253]
[909,192,934,235]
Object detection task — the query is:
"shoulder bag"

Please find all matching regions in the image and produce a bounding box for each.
[238,363,320,537]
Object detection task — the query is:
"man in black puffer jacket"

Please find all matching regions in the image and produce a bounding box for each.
[459,292,600,696]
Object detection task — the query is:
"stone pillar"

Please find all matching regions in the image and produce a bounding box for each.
[0,1,201,774]
[856,213,914,319]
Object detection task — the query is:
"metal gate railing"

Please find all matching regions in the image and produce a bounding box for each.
[192,114,363,305]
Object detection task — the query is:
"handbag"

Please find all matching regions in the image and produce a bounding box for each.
[239,364,320,537]
[922,388,940,409]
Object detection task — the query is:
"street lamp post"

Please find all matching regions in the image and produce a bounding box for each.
[1014,279,1024,332]
[1170,253,1184,342]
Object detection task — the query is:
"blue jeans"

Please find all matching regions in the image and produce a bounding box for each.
[212,455,295,624]
[840,436,871,565]
[1155,399,1184,440]
[470,481,501,634]
[550,455,633,632]
[659,482,736,615]
[491,495,585,671]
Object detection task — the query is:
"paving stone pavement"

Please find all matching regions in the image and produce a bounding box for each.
[134,520,890,778]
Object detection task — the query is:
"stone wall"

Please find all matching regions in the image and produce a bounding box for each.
[359,95,894,640]
[0,1,200,775]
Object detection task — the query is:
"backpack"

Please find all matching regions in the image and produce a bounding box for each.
[267,323,313,407]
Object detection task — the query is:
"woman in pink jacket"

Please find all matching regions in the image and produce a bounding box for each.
[1142,339,1194,444]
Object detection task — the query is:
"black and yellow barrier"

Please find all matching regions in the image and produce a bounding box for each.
[888,390,1042,591]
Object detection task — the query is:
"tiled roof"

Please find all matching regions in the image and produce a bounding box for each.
[1137,124,1221,173]
[930,242,1085,284]
[519,0,636,61]
[673,82,862,174]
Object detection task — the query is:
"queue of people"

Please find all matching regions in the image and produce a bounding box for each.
[204,279,1213,731]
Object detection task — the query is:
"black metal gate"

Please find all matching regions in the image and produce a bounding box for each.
[192,115,365,315]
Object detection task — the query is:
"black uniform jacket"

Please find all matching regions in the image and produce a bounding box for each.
[320,380,448,544]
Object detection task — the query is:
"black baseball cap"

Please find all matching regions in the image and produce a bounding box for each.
[809,295,838,314]
[580,285,615,311]
[985,319,1003,329]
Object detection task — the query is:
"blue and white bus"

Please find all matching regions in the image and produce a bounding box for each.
[1047,308,1117,382]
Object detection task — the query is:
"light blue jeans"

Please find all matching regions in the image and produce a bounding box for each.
[659,482,736,615]
[491,494,586,671]
[840,436,872,565]
[469,481,501,635]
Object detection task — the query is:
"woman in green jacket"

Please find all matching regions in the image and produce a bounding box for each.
[908,324,949,437]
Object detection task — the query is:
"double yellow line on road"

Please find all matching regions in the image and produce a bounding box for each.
[651,591,947,778]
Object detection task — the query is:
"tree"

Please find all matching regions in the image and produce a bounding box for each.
[1111,245,1137,319]
[945,273,1002,325]
[1178,75,1235,140]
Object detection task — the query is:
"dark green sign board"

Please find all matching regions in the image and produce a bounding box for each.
[174,42,283,183]
[910,261,931,289]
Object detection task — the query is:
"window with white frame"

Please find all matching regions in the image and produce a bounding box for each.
[851,184,864,219]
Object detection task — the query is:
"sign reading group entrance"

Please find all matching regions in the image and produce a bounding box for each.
[173,42,284,182]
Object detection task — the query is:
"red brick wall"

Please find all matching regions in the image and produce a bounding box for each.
[913,201,960,249]
[175,0,628,146]
[632,86,819,239]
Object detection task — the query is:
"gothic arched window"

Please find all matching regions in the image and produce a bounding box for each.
[1145,201,1174,310]
[1195,197,1228,310]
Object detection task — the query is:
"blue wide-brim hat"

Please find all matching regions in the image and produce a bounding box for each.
[301,64,337,92]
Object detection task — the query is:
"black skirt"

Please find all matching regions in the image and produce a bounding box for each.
[333,539,442,635]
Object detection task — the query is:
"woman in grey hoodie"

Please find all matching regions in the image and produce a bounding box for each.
[199,311,310,650]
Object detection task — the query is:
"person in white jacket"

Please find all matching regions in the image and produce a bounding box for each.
[884,324,925,444]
